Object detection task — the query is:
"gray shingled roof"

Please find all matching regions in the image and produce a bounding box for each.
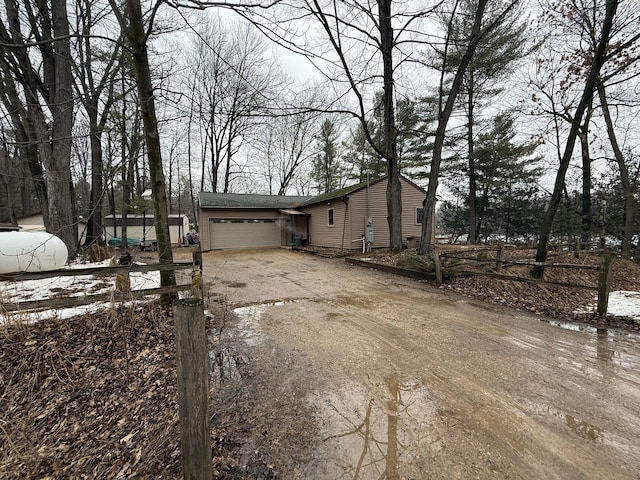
[199,192,311,209]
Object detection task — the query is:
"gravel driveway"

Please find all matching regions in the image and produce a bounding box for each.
[203,248,640,479]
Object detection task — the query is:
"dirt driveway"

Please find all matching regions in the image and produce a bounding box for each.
[203,248,640,479]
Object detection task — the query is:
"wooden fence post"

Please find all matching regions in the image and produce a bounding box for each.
[496,243,505,273]
[597,253,614,317]
[433,249,442,285]
[174,298,211,480]
[192,250,203,298]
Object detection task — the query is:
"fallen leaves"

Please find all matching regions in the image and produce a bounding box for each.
[0,305,182,479]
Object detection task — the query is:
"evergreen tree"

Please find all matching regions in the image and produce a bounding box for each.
[341,121,386,183]
[471,113,542,242]
[311,119,344,193]
[435,0,529,243]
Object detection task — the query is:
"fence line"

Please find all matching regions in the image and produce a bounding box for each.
[0,261,195,313]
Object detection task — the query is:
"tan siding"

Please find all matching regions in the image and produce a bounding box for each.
[338,176,425,249]
[348,180,390,249]
[304,201,350,249]
[199,208,283,250]
[400,177,427,240]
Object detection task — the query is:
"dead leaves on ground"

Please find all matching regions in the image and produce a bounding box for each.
[0,306,181,479]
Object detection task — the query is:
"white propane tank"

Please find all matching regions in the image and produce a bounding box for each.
[0,232,68,274]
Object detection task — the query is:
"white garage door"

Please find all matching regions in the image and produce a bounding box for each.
[209,219,281,249]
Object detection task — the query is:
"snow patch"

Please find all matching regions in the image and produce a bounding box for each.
[0,260,160,324]
[607,291,640,320]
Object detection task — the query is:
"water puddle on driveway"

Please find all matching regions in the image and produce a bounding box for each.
[234,303,269,346]
[233,300,298,346]
[308,373,435,478]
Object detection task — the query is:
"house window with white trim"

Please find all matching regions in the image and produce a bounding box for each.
[416,207,424,225]
[328,208,335,227]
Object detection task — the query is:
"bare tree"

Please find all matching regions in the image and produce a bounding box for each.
[420,0,522,254]
[186,16,276,193]
[109,0,176,300]
[532,0,620,277]
[256,107,318,195]
[598,84,636,258]
[72,0,122,246]
[0,0,77,253]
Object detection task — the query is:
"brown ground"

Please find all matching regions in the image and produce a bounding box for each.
[362,247,640,332]
[2,246,640,478]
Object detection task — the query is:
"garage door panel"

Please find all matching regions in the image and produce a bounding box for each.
[209,219,281,249]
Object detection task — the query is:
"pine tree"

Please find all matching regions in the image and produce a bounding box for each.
[472,113,542,242]
[435,0,529,243]
[311,119,344,194]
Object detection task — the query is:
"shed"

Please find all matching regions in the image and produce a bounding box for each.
[104,214,190,246]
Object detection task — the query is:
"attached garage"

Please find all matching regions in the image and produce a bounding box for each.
[209,218,280,249]
[199,192,311,251]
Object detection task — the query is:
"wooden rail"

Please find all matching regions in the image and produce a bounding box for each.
[0,261,197,313]
[0,262,193,282]
[349,246,616,317]
[0,284,193,312]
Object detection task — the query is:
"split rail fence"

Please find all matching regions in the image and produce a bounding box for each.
[0,252,212,480]
[433,245,614,316]
[348,245,615,317]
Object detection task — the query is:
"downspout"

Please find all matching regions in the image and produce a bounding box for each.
[341,197,349,251]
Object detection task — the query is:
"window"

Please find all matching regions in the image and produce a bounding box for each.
[416,207,424,225]
[328,208,335,227]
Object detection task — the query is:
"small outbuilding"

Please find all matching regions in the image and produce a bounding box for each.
[104,214,190,246]
[16,213,87,244]
[198,175,426,251]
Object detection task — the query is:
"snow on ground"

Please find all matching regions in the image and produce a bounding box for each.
[0,261,160,324]
[607,291,640,319]
[1,259,639,326]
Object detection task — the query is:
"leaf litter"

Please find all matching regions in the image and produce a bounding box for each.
[0,302,267,479]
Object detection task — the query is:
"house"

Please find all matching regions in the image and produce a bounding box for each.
[104,214,190,246]
[198,175,426,251]
[197,193,311,250]
[16,213,87,244]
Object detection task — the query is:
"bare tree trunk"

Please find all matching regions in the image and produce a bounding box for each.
[47,0,77,254]
[467,73,477,244]
[379,0,402,252]
[598,84,634,258]
[115,0,176,301]
[533,0,618,278]
[420,0,491,255]
[579,107,593,244]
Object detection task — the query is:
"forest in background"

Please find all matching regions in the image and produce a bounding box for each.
[0,0,638,261]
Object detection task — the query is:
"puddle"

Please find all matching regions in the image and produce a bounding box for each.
[526,401,605,443]
[221,280,247,288]
[233,300,295,346]
[210,347,248,384]
[309,373,434,478]
[547,320,597,333]
[565,414,604,442]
